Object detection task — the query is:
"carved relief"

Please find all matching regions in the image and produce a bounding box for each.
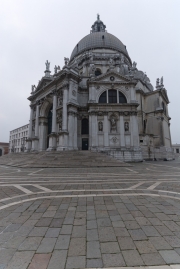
[111,137,118,143]
[124,122,129,132]
[110,114,117,133]
[57,111,62,131]
[98,121,103,132]
[72,89,76,97]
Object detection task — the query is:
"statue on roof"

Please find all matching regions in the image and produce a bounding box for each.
[45,60,50,71]
[64,57,69,66]
[160,76,163,85]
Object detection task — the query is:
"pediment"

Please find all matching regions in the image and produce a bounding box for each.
[89,70,131,84]
[35,77,53,91]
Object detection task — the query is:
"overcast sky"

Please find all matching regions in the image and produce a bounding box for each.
[0,0,179,143]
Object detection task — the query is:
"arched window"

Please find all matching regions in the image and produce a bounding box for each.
[119,91,127,103]
[108,90,117,103]
[81,118,89,134]
[98,90,127,104]
[95,68,102,76]
[99,91,107,103]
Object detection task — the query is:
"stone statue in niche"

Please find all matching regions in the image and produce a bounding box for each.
[110,116,117,132]
[98,121,103,132]
[124,122,129,132]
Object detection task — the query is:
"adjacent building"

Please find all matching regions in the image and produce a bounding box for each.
[9,124,29,153]
[0,142,9,156]
[23,16,173,161]
[172,144,180,155]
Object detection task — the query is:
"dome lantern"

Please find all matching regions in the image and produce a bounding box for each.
[91,14,106,33]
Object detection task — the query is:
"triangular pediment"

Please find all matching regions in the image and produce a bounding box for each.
[89,70,131,83]
[35,76,53,91]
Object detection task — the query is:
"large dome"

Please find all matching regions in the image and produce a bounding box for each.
[70,32,130,62]
[70,16,131,62]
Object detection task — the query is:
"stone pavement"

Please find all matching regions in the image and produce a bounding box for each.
[0,158,180,268]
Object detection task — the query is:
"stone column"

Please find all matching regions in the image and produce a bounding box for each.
[130,114,139,147]
[89,114,92,149]
[47,91,57,151]
[91,113,97,148]
[104,113,109,147]
[26,105,34,152]
[74,113,78,149]
[52,94,57,133]
[35,104,40,137]
[120,115,125,147]
[32,104,40,151]
[28,105,33,138]
[68,112,74,149]
[39,117,48,151]
[62,88,68,131]
[57,84,69,151]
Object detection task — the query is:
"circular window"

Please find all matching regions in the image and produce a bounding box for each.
[110,76,115,81]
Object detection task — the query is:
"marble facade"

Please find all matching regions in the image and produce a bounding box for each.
[26,16,174,161]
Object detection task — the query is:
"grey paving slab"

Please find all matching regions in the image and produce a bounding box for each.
[18,236,42,250]
[122,250,144,266]
[87,241,101,258]
[102,253,126,267]
[87,229,99,241]
[98,226,116,242]
[128,229,147,240]
[135,240,157,254]
[101,241,120,253]
[37,237,57,253]
[68,237,86,256]
[5,251,34,269]
[45,228,60,238]
[118,236,136,250]
[159,250,180,264]
[66,256,86,269]
[86,258,103,268]
[149,236,173,250]
[47,250,67,269]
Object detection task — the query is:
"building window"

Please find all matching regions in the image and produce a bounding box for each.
[176,149,179,153]
[99,91,107,103]
[119,91,127,103]
[108,90,117,103]
[95,68,102,76]
[99,90,127,104]
[81,118,89,134]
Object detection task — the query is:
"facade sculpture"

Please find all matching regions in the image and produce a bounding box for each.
[26,16,174,161]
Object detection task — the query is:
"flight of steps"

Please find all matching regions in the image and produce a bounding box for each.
[0,151,131,168]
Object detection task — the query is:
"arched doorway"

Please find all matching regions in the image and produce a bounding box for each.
[81,118,89,150]
[47,106,52,148]
[0,149,2,156]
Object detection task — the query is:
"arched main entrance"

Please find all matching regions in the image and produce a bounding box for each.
[47,106,52,148]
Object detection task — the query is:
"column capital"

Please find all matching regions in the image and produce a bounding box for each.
[51,88,58,96]
[61,81,69,90]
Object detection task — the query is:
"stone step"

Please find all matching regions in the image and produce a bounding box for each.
[0,150,131,168]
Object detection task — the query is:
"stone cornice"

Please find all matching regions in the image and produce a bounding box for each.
[88,110,138,116]
[28,69,79,101]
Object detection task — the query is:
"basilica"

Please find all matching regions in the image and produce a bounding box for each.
[26,16,173,161]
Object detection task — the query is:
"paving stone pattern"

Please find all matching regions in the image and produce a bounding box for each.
[0,159,180,268]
